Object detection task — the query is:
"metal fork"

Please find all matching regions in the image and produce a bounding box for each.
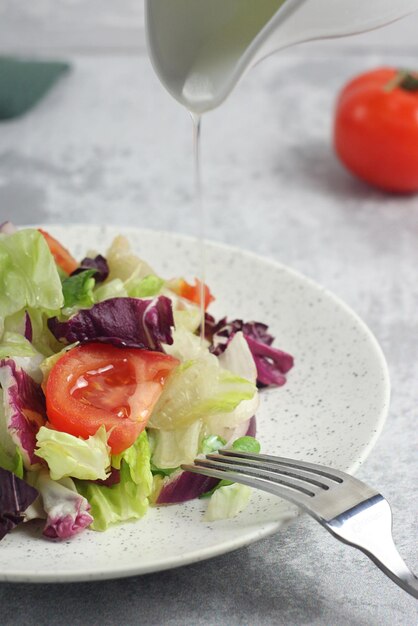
[182,450,418,599]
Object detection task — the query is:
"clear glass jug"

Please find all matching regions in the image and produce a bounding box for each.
[145,0,418,113]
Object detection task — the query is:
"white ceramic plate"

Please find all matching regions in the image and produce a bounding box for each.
[0,225,390,583]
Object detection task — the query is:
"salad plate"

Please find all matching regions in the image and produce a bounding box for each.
[0,224,390,583]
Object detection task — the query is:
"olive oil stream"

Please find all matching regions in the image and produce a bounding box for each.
[190,113,206,341]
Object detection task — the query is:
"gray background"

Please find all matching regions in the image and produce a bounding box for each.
[0,3,417,625]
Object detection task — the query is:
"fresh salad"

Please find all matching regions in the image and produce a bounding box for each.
[0,223,293,541]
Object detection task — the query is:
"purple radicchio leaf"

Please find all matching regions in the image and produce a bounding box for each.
[0,467,38,541]
[156,470,219,505]
[244,335,293,387]
[0,360,46,469]
[204,314,294,388]
[33,470,93,540]
[92,467,120,487]
[24,311,33,342]
[48,296,174,352]
[71,255,109,283]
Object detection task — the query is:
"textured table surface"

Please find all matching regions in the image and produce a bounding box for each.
[0,48,417,625]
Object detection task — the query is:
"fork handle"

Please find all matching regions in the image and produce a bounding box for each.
[362,537,418,599]
[326,495,418,600]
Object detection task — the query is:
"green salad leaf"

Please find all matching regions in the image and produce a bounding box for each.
[200,434,227,455]
[148,420,202,468]
[150,355,256,431]
[126,274,164,298]
[0,389,24,478]
[62,269,96,309]
[0,229,63,337]
[204,483,252,521]
[94,278,127,302]
[36,425,111,481]
[0,332,38,359]
[76,432,152,531]
[111,431,153,498]
[0,438,24,479]
[200,436,261,498]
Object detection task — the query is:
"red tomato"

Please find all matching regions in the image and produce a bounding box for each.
[39,229,79,275]
[45,343,179,455]
[177,279,215,310]
[334,68,418,193]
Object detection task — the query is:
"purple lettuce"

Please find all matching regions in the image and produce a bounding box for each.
[71,255,109,283]
[156,471,219,505]
[93,467,121,487]
[244,336,293,387]
[0,467,39,541]
[0,360,46,469]
[48,296,174,351]
[205,315,294,387]
[24,311,33,342]
[32,470,93,539]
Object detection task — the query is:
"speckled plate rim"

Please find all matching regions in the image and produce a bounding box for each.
[0,224,391,583]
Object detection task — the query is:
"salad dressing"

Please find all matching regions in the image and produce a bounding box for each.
[190,112,206,340]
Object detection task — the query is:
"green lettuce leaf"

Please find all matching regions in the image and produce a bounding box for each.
[150,327,256,431]
[62,269,96,309]
[0,389,24,478]
[106,235,155,282]
[200,436,261,498]
[94,278,128,302]
[148,420,202,468]
[126,274,164,298]
[231,436,261,454]
[111,431,153,496]
[94,274,164,303]
[173,308,201,333]
[149,354,256,431]
[39,343,76,388]
[76,432,152,531]
[28,308,63,356]
[0,438,24,478]
[93,236,163,302]
[0,229,63,336]
[204,483,252,521]
[200,434,226,455]
[0,332,38,359]
[36,425,111,481]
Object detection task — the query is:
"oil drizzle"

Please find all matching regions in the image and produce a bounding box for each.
[190,112,206,341]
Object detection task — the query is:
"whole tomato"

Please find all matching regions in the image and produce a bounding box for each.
[334,68,418,193]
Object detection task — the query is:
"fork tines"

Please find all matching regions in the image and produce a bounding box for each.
[182,449,376,516]
[185,450,340,499]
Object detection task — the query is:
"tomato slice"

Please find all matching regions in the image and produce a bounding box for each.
[45,343,179,454]
[176,278,215,310]
[39,229,79,275]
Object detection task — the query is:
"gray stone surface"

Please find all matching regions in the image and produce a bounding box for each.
[0,51,417,624]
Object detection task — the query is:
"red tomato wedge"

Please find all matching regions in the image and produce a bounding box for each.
[39,229,79,275]
[45,343,179,455]
[177,279,215,310]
